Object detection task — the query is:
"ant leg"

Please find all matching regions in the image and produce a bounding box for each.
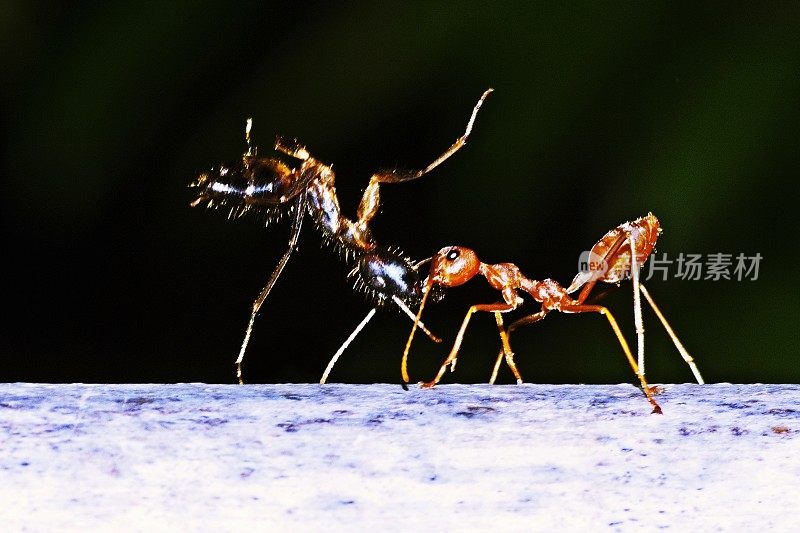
[320,297,442,385]
[391,295,441,343]
[372,89,493,185]
[489,351,505,386]
[629,230,646,376]
[489,310,548,384]
[354,90,493,230]
[421,302,514,388]
[493,312,523,384]
[235,192,307,384]
[561,303,662,414]
[639,284,705,384]
[320,308,377,384]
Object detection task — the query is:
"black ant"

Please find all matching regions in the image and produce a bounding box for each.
[190,89,493,383]
[403,214,704,414]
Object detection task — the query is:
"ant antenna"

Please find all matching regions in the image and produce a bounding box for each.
[401,280,434,383]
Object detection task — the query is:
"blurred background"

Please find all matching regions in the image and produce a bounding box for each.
[1,2,797,384]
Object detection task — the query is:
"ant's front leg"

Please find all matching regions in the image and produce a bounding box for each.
[235,191,307,384]
[421,302,515,388]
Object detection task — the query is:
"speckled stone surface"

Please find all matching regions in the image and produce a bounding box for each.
[1,383,798,531]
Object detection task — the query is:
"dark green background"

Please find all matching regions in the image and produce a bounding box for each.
[2,2,798,384]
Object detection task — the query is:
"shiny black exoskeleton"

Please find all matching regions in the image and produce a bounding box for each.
[354,247,445,308]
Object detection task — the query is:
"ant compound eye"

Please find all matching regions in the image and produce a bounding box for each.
[446,249,460,261]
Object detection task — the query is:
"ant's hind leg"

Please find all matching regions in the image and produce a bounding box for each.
[561,303,662,414]
[355,90,493,230]
[639,283,704,384]
[371,88,493,185]
[629,230,646,377]
[320,296,444,385]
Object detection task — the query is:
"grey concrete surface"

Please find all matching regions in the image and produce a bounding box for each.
[1,383,798,531]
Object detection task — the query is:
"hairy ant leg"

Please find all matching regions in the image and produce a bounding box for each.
[235,191,307,384]
[368,89,493,185]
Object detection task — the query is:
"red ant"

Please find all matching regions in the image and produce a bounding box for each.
[190,90,493,383]
[403,213,704,414]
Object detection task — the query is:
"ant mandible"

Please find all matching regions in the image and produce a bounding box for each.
[403,213,704,414]
[191,89,493,383]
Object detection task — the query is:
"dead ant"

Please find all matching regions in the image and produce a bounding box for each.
[402,213,704,414]
[190,89,493,383]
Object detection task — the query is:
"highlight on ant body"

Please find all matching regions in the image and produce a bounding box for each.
[190,89,493,383]
[402,213,705,414]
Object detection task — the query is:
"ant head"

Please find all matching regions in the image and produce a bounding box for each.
[428,246,481,287]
